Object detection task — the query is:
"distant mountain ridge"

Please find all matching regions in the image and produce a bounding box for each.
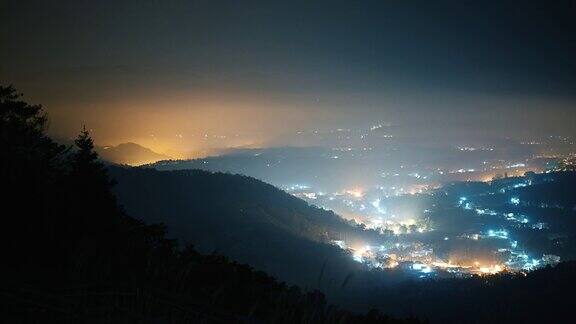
[146,146,357,189]
[97,142,171,165]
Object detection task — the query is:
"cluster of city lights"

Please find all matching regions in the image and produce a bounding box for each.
[285,168,563,279]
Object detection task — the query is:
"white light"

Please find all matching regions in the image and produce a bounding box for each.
[421,266,433,273]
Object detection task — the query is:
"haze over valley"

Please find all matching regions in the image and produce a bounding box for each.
[3,1,576,322]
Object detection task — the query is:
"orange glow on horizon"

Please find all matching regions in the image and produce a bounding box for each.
[44,90,326,158]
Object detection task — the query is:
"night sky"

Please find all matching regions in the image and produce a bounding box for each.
[2,0,575,153]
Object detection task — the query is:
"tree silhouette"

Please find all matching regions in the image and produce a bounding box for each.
[71,125,115,189]
[74,126,98,168]
[0,85,47,134]
[2,85,68,278]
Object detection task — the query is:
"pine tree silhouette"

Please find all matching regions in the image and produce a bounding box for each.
[74,126,98,167]
[72,126,113,188]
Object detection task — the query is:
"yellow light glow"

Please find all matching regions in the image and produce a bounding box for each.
[345,188,364,198]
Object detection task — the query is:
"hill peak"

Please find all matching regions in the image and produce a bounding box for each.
[97,142,171,166]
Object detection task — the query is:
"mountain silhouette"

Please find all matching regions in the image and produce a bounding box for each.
[97,142,171,165]
[110,166,390,288]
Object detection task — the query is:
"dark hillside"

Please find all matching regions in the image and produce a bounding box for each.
[110,166,387,287]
